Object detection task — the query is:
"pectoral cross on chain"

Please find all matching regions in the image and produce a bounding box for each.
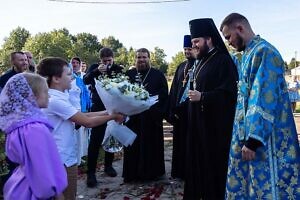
[193,78,197,90]
[135,73,142,85]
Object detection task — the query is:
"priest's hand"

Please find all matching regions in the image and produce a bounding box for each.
[241,145,256,161]
[188,90,201,101]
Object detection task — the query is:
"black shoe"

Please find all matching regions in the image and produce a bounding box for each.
[86,173,97,188]
[104,166,117,177]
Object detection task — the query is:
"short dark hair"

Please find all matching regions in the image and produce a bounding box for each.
[220,13,249,31]
[136,48,150,58]
[36,57,68,86]
[10,51,25,62]
[71,57,81,63]
[99,47,114,58]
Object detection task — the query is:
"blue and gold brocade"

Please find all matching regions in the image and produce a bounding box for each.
[226,36,300,200]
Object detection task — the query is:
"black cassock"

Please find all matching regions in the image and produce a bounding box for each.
[165,59,194,179]
[183,48,237,200]
[123,67,168,182]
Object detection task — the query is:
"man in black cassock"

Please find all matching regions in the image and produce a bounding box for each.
[183,18,238,200]
[123,48,168,183]
[166,35,195,180]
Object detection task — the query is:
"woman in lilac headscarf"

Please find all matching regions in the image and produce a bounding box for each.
[0,73,67,199]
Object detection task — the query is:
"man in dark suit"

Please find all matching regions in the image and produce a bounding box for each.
[83,47,123,188]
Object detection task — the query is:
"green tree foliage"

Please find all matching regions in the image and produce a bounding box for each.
[101,36,123,55]
[0,49,11,73]
[3,27,30,51]
[114,47,128,68]
[101,36,128,68]
[167,51,185,76]
[150,47,168,73]
[225,42,242,62]
[0,27,30,72]
[0,28,170,75]
[24,29,73,63]
[71,32,101,65]
[288,58,300,69]
[284,61,288,71]
[126,47,136,69]
[58,28,71,37]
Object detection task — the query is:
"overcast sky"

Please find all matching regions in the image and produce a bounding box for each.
[0,0,299,62]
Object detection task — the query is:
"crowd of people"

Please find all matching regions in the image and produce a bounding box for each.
[0,12,300,200]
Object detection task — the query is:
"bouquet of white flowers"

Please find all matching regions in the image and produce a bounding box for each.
[95,74,158,152]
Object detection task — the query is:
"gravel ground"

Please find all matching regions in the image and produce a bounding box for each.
[76,140,184,200]
[75,115,300,200]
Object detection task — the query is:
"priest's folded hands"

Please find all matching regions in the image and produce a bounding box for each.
[188,90,201,101]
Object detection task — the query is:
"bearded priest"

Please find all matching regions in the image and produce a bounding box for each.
[183,18,238,200]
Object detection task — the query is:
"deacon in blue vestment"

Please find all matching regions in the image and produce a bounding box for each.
[220,13,300,199]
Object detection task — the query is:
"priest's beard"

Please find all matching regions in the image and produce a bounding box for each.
[136,61,150,71]
[235,34,246,52]
[194,42,209,60]
[187,56,195,64]
[185,51,194,60]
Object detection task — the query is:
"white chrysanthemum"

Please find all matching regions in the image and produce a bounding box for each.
[104,84,112,90]
[94,74,158,151]
[110,82,118,88]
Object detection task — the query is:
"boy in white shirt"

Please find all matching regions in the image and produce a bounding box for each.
[37,57,124,200]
